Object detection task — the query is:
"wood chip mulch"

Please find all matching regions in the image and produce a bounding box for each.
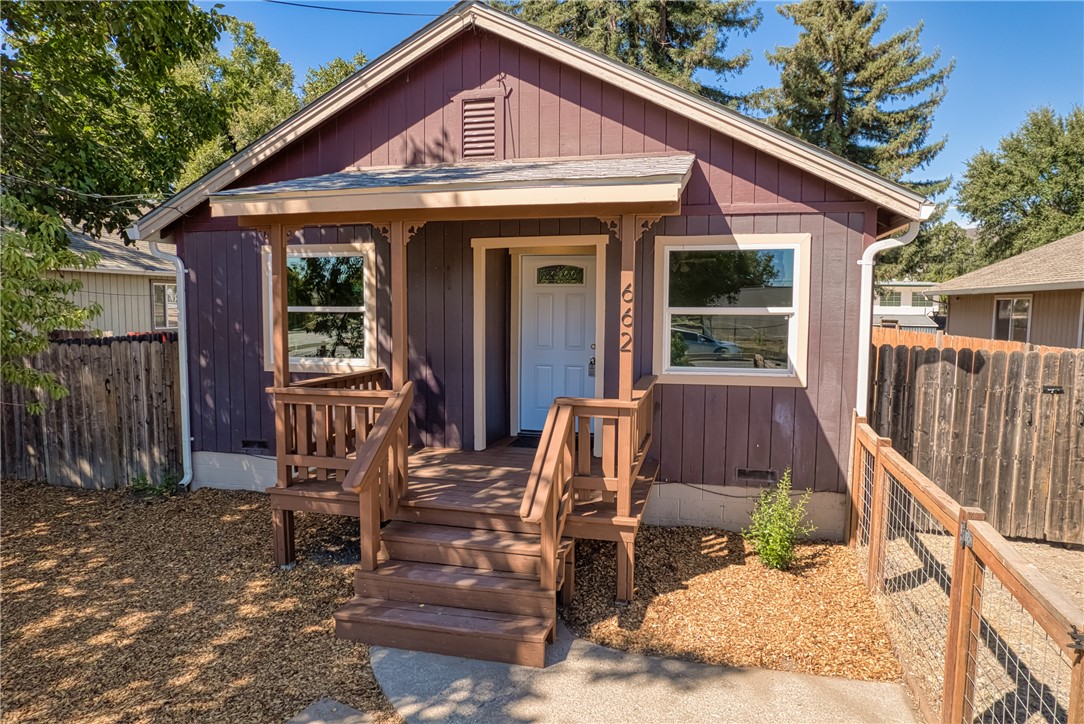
[562,525,904,682]
[1,479,400,724]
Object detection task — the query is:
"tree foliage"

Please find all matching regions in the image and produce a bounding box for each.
[495,0,762,105]
[957,106,1084,261]
[755,0,953,196]
[176,18,300,187]
[876,214,977,283]
[1,1,223,410]
[301,51,368,106]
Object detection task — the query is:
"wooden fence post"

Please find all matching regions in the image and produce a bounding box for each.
[942,507,987,724]
[1070,654,1084,724]
[866,437,892,591]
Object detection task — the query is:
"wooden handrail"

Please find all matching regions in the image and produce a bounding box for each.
[520,404,575,523]
[291,367,389,389]
[342,382,414,494]
[267,387,396,402]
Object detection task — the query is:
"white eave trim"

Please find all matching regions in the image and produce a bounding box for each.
[131,1,928,241]
[936,281,1084,296]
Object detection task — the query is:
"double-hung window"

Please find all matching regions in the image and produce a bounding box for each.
[993,296,1030,342]
[151,282,179,330]
[654,235,809,386]
[263,242,376,372]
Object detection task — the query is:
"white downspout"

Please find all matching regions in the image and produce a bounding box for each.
[855,217,926,418]
[149,238,193,490]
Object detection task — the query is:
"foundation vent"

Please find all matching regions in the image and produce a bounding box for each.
[462,97,497,159]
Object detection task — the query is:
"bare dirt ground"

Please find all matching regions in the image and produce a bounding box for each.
[1,479,399,724]
[561,525,904,682]
[1010,538,1084,607]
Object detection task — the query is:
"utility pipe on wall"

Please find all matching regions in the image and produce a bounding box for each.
[149,238,193,490]
[855,220,923,418]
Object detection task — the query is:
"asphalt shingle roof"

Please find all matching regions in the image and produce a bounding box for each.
[932,231,1084,295]
[213,153,696,197]
[65,230,174,276]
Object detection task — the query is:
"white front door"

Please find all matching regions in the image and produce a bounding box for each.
[519,255,597,431]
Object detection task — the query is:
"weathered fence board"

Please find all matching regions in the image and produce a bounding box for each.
[871,343,1084,545]
[1,334,181,489]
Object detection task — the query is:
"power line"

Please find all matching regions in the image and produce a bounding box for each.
[260,0,442,17]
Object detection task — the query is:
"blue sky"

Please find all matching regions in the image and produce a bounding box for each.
[199,1,1084,223]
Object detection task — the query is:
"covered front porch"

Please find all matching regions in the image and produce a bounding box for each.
[210,153,690,665]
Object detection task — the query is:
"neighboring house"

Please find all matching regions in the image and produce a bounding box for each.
[933,231,1084,348]
[59,230,178,335]
[130,2,931,665]
[873,279,940,331]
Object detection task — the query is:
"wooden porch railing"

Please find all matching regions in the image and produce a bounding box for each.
[269,368,393,485]
[342,381,414,571]
[520,375,657,591]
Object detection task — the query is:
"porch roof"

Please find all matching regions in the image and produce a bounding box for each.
[209,152,695,222]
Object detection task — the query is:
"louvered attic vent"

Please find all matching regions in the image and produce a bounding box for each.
[462,97,497,159]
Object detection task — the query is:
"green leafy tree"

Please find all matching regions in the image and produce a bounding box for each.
[957,106,1084,262]
[877,212,977,282]
[1,1,222,410]
[755,0,953,196]
[495,0,762,105]
[176,18,300,187]
[300,51,368,106]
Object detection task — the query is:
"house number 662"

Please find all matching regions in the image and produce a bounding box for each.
[620,283,634,352]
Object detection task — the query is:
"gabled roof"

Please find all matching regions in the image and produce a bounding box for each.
[932,231,1084,296]
[66,230,174,276]
[131,0,933,242]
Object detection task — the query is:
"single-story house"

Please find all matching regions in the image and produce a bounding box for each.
[58,230,178,335]
[933,230,1084,348]
[873,279,940,331]
[130,1,932,665]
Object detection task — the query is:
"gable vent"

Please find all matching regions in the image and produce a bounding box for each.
[462,97,497,159]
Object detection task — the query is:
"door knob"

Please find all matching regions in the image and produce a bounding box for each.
[588,356,596,377]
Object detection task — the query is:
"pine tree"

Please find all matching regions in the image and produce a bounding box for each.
[756,0,953,195]
[496,0,762,106]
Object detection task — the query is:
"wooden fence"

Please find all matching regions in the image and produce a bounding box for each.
[1,334,182,489]
[849,418,1084,724]
[872,327,1076,355]
[870,342,1083,545]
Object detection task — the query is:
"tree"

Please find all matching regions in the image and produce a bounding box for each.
[756,0,953,196]
[176,18,299,187]
[495,0,762,105]
[301,51,368,106]
[876,215,977,282]
[957,106,1084,262]
[1,1,222,410]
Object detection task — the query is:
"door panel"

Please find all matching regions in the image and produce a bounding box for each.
[520,255,597,431]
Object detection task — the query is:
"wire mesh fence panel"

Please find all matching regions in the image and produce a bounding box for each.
[964,571,1075,724]
[873,470,957,720]
[855,445,876,576]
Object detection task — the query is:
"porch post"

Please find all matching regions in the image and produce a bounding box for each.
[269,224,290,387]
[389,221,408,389]
[617,214,638,401]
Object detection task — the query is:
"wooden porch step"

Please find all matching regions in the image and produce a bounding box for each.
[334,597,551,667]
[354,561,555,617]
[381,521,571,574]
[395,478,536,533]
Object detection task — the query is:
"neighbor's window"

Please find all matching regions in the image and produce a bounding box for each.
[152,282,179,329]
[663,246,798,374]
[264,243,375,370]
[912,293,935,308]
[877,289,902,307]
[993,296,1030,342]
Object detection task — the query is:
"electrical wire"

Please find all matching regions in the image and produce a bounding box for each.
[260,0,442,17]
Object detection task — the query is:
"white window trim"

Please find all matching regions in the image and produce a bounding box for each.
[260,241,377,373]
[653,234,811,387]
[151,281,178,330]
[991,294,1032,344]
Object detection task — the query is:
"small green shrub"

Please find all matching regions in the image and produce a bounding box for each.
[129,470,180,499]
[742,469,816,570]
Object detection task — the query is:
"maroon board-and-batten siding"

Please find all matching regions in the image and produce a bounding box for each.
[173,29,874,493]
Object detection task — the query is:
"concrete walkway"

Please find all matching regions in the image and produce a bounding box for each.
[371,622,918,723]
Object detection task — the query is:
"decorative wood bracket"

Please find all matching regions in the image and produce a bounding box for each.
[636,215,662,238]
[598,216,619,235]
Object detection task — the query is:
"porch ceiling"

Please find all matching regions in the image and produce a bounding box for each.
[209,152,695,223]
